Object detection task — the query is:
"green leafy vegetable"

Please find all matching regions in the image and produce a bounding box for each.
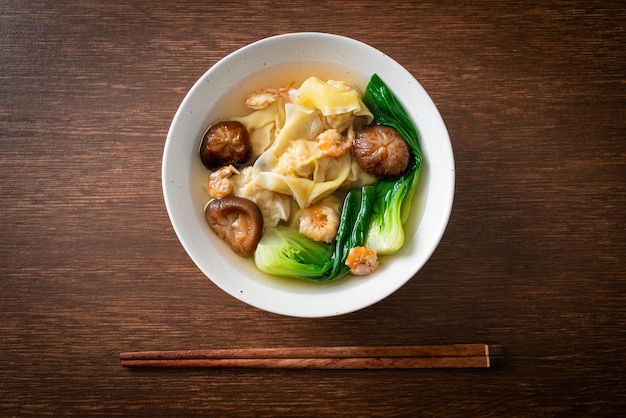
[323,186,375,280]
[362,74,422,158]
[363,74,423,254]
[254,227,332,279]
[365,164,418,254]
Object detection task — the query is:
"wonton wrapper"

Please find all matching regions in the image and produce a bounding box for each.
[250,103,356,209]
[294,77,373,122]
[234,101,286,159]
[232,166,292,228]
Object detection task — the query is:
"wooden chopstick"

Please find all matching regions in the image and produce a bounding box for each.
[120,344,503,369]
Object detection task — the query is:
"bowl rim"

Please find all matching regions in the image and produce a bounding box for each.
[162,32,455,317]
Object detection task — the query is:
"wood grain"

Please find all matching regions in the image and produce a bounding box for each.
[1,0,625,416]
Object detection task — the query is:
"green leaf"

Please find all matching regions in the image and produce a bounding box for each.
[362,74,423,255]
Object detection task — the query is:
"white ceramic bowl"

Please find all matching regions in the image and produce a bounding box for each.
[162,33,454,318]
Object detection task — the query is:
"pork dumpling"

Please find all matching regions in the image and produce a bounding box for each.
[233,101,286,159]
[294,77,374,122]
[250,103,354,209]
[231,166,291,228]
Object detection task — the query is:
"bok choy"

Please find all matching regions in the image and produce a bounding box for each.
[363,74,423,254]
[254,227,332,279]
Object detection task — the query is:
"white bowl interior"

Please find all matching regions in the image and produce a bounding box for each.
[163,33,454,317]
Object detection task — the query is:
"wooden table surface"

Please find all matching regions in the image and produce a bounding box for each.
[2,1,625,416]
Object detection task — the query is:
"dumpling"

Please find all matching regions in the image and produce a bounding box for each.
[254,152,353,209]
[234,101,286,159]
[249,103,358,209]
[294,77,374,122]
[231,166,291,228]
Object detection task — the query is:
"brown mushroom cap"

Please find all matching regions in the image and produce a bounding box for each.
[352,125,411,178]
[205,196,263,256]
[200,121,251,170]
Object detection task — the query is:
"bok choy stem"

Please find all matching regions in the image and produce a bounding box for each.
[323,186,374,281]
[363,74,423,255]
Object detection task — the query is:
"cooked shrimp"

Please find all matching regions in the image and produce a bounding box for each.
[345,246,379,275]
[317,127,353,157]
[245,81,295,110]
[274,140,317,179]
[298,203,339,243]
[206,165,239,199]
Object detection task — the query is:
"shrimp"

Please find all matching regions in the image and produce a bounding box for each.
[206,165,239,199]
[345,246,380,275]
[298,203,339,243]
[316,127,353,157]
[245,81,295,110]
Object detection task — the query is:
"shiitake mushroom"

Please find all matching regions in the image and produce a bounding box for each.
[205,196,263,256]
[200,121,251,169]
[352,125,411,178]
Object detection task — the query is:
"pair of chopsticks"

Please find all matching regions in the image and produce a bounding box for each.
[120,344,503,369]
